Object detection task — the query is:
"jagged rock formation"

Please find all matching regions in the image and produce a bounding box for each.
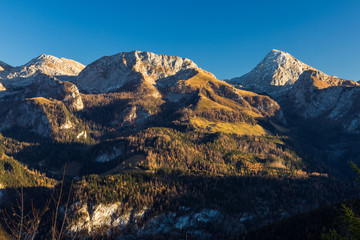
[61,81,84,111]
[75,50,200,94]
[286,70,360,133]
[228,49,359,96]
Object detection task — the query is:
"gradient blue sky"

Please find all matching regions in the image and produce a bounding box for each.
[1,0,359,80]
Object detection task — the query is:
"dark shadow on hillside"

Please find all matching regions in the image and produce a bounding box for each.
[70,171,360,239]
[0,183,73,239]
[241,198,360,240]
[280,101,360,179]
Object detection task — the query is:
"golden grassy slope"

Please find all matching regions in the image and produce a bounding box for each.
[181,70,280,135]
[190,117,267,136]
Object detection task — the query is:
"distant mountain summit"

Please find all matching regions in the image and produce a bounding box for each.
[0,54,85,88]
[24,54,85,76]
[75,50,201,93]
[227,49,358,96]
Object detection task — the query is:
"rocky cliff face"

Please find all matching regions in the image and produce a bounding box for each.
[66,202,247,239]
[287,70,360,134]
[75,50,200,94]
[0,97,84,140]
[227,49,359,96]
[0,55,85,141]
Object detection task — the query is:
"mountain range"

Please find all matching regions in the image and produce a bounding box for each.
[0,49,359,239]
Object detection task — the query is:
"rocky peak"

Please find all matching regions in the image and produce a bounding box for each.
[228,49,317,96]
[22,54,85,76]
[75,51,200,93]
[0,54,85,88]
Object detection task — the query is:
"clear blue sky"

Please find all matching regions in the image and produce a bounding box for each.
[1,0,360,80]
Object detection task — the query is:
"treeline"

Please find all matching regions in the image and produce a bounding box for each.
[69,171,359,238]
[0,153,56,188]
[126,127,304,176]
[241,198,360,240]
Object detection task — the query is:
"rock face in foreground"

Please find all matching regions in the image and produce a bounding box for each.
[228,49,359,96]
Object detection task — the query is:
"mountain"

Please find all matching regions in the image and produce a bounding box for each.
[0,51,285,142]
[75,51,284,136]
[227,50,360,135]
[285,69,360,134]
[75,50,200,94]
[0,50,358,240]
[0,55,85,141]
[227,49,359,96]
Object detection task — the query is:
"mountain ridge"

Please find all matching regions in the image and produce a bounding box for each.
[74,50,203,94]
[0,49,360,239]
[227,49,359,96]
[0,54,85,89]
